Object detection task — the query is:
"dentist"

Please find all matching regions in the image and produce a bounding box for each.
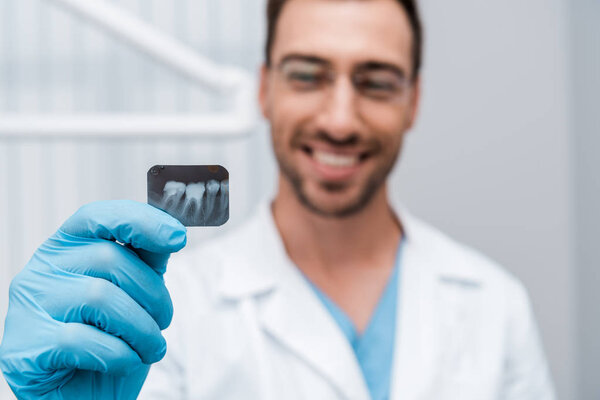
[0,0,555,399]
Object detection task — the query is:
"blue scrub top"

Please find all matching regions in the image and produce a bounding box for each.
[305,239,404,400]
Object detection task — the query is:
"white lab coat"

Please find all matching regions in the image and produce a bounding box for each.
[139,200,555,400]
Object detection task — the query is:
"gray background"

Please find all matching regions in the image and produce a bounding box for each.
[0,0,597,399]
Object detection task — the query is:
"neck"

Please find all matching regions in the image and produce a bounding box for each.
[272,175,402,272]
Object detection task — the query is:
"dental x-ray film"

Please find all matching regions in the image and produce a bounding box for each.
[148,165,229,227]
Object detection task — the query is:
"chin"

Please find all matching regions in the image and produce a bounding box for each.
[298,184,372,218]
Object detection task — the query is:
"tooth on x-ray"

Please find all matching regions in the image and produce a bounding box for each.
[148,165,229,227]
[218,180,229,223]
[183,182,205,226]
[161,181,186,214]
[204,180,220,222]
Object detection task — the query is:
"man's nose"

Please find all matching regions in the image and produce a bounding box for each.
[315,77,360,140]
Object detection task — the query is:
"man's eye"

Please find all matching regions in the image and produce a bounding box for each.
[355,76,403,99]
[290,72,320,83]
[357,78,397,92]
[286,71,327,89]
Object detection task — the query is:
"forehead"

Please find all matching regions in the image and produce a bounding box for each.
[272,0,414,72]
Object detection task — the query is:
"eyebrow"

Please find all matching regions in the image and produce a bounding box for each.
[277,54,331,69]
[356,62,407,80]
[277,53,407,79]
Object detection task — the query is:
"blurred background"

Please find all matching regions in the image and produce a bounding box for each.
[0,0,597,399]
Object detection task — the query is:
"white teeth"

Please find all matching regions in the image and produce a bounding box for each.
[163,181,186,196]
[185,182,205,199]
[158,180,228,226]
[313,151,359,167]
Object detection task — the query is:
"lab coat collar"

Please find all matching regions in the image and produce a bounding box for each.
[217,198,419,300]
[216,201,283,299]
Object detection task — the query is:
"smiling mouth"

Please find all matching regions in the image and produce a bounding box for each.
[301,145,371,168]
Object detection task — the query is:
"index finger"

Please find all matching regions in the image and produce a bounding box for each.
[59,200,187,254]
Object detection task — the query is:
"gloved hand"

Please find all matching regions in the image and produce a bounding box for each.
[0,200,187,400]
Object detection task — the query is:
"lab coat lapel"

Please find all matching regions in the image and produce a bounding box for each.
[388,203,486,398]
[389,204,438,399]
[258,251,371,400]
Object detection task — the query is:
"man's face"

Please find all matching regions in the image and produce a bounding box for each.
[260,0,420,217]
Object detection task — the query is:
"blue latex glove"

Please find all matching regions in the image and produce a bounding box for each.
[0,200,187,399]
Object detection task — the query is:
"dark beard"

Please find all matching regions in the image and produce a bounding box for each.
[278,153,396,218]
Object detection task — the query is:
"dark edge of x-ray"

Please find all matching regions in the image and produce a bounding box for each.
[147,165,229,227]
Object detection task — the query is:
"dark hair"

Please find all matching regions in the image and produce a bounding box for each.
[265,0,423,79]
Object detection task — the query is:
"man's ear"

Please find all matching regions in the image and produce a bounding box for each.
[258,64,271,119]
[405,76,421,131]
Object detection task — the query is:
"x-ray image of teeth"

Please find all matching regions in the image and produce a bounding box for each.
[157,180,228,226]
[147,165,229,226]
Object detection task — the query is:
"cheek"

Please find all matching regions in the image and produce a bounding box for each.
[269,79,324,121]
[276,93,324,124]
[365,101,409,127]
[363,106,409,150]
[270,94,323,143]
